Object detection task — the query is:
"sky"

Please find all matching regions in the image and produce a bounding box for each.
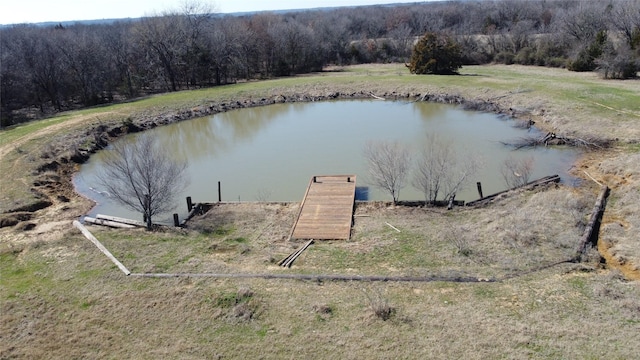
[1,0,421,25]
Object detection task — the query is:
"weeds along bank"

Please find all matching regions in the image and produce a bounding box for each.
[0,64,639,275]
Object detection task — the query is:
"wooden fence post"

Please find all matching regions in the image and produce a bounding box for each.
[476,182,483,199]
[186,196,193,212]
[218,181,222,202]
[173,213,180,227]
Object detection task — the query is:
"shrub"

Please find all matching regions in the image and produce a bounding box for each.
[364,288,396,321]
[495,51,515,65]
[596,44,639,79]
[514,47,535,65]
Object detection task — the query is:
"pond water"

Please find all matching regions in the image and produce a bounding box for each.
[74,100,579,224]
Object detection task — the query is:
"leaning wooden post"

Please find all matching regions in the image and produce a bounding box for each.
[218,181,222,202]
[173,213,180,227]
[476,182,484,199]
[186,196,193,212]
[73,220,131,276]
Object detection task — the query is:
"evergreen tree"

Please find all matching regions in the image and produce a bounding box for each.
[407,32,463,75]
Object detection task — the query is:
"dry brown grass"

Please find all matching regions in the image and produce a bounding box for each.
[2,195,640,359]
[3,63,640,359]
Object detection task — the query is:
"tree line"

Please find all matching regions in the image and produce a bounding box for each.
[2,0,639,126]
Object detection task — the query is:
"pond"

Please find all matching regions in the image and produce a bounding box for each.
[74,100,580,223]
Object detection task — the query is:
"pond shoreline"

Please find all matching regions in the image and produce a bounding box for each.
[3,86,578,219]
[2,65,638,280]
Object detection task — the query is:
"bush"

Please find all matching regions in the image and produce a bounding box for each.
[514,47,535,65]
[495,51,515,65]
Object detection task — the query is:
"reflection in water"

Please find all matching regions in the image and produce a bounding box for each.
[151,103,292,161]
[76,100,579,223]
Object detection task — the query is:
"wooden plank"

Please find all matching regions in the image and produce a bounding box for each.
[96,214,145,227]
[281,240,315,268]
[466,175,560,206]
[290,175,356,241]
[84,216,136,229]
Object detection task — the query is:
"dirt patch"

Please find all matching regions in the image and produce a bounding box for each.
[598,238,640,281]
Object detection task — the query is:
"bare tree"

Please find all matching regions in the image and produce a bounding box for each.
[412,135,480,204]
[363,140,412,204]
[501,156,534,189]
[97,133,189,229]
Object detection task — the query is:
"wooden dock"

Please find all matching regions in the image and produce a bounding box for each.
[289,175,357,241]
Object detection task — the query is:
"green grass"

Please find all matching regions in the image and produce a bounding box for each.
[0,115,69,144]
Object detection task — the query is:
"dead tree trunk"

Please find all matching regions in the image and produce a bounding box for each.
[574,185,610,262]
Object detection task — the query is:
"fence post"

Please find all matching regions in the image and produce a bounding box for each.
[476,182,484,199]
[173,213,180,227]
[218,181,222,202]
[186,196,193,212]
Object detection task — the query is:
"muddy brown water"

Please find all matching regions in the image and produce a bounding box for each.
[74,100,579,224]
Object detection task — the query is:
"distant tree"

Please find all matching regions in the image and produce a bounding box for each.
[610,0,640,47]
[558,2,607,44]
[407,32,462,75]
[97,133,189,230]
[133,14,186,91]
[363,140,412,204]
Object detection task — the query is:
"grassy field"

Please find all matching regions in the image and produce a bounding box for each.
[2,197,640,359]
[1,64,640,358]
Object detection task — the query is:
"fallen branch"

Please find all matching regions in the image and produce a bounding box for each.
[369,92,386,101]
[385,222,401,233]
[502,133,612,150]
[582,170,603,187]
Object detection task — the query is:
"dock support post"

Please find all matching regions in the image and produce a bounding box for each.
[476,182,483,199]
[173,213,180,227]
[186,196,193,212]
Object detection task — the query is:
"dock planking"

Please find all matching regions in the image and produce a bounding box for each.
[289,175,357,241]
